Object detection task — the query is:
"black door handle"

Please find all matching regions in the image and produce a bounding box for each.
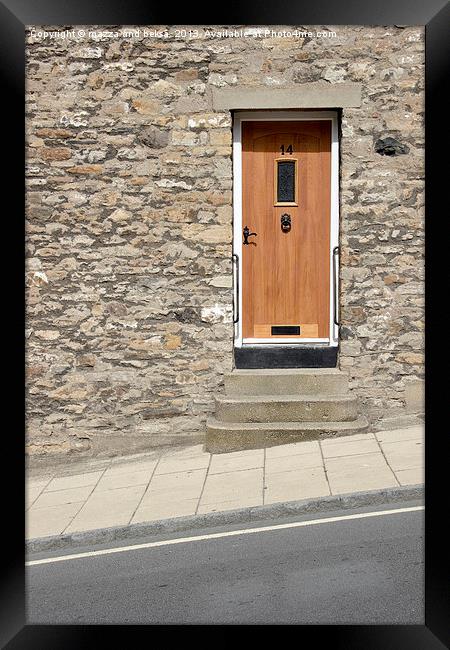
[243,226,257,245]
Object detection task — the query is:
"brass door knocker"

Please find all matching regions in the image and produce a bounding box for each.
[281,214,291,232]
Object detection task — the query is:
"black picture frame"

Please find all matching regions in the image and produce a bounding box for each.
[3,0,448,645]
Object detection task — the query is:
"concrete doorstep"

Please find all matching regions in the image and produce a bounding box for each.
[26,425,424,550]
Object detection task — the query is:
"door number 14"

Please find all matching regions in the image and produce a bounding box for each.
[280,144,294,155]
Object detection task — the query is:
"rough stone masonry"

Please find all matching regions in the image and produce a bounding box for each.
[25,25,424,457]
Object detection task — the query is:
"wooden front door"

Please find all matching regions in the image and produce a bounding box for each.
[241,120,332,341]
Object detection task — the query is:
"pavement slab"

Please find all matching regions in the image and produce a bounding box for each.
[200,468,263,505]
[321,437,380,458]
[155,454,210,475]
[209,449,264,474]
[395,467,424,486]
[265,440,321,458]
[27,502,84,538]
[378,438,423,472]
[64,485,147,533]
[325,451,399,494]
[25,425,424,541]
[31,485,95,509]
[375,426,423,443]
[26,477,53,510]
[146,468,207,493]
[45,471,104,492]
[94,468,155,491]
[265,450,323,474]
[131,498,199,523]
[264,466,330,504]
[197,496,264,514]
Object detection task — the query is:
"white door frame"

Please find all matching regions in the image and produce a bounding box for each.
[232,110,339,348]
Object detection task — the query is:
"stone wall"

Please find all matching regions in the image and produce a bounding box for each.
[25,25,424,457]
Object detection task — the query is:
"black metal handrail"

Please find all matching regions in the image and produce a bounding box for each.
[232,253,239,324]
[333,246,340,327]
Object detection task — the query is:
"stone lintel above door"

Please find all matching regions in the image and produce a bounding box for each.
[212,83,362,110]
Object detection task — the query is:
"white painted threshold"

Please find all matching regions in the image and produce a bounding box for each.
[242,338,331,345]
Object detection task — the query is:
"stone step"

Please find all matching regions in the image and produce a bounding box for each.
[206,416,370,454]
[215,394,358,423]
[224,368,349,396]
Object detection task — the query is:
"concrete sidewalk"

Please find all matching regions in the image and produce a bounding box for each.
[26,425,424,540]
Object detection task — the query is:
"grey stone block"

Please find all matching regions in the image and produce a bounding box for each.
[215,394,358,423]
[212,83,362,110]
[206,416,369,453]
[224,368,349,396]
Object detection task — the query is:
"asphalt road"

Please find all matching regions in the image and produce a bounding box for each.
[26,500,424,625]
